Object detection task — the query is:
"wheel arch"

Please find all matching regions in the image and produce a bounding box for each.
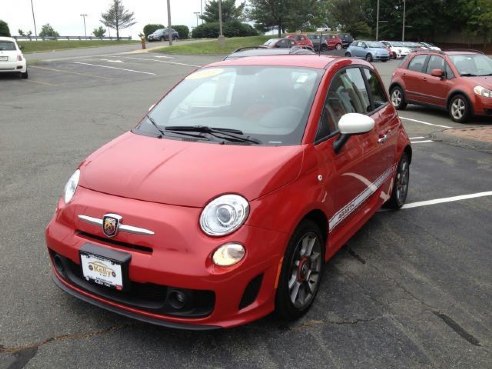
[447,90,474,115]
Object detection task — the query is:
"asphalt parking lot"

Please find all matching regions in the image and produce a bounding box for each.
[0,46,491,369]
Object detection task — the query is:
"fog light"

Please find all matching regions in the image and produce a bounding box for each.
[167,289,189,310]
[212,243,245,266]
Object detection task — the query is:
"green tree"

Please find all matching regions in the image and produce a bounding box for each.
[100,0,136,40]
[201,0,246,23]
[93,26,106,38]
[39,23,60,39]
[466,0,492,46]
[326,0,371,38]
[247,0,290,37]
[0,20,10,37]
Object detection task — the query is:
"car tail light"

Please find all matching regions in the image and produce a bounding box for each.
[17,54,23,61]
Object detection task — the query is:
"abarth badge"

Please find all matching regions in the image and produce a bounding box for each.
[102,214,122,238]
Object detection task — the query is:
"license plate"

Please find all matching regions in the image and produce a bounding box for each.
[0,56,7,61]
[81,252,124,290]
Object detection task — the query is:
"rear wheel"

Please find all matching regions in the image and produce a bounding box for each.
[321,45,328,52]
[335,43,342,50]
[275,220,324,321]
[385,152,410,209]
[449,94,470,123]
[365,53,373,62]
[390,86,407,110]
[345,52,351,57]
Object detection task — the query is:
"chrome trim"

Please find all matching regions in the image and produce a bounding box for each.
[78,215,155,236]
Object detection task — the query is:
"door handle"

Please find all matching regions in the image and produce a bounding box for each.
[378,134,388,144]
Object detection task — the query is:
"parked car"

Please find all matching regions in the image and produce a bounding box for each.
[401,41,425,50]
[389,49,492,122]
[345,41,390,62]
[285,34,314,50]
[147,28,179,41]
[381,41,411,59]
[307,34,329,52]
[337,33,353,48]
[46,54,411,329]
[262,38,298,49]
[0,36,28,79]
[325,34,343,50]
[224,46,315,60]
[420,42,441,51]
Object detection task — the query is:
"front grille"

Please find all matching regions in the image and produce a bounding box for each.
[77,230,153,254]
[50,251,215,318]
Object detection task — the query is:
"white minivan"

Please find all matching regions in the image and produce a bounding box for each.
[0,37,28,79]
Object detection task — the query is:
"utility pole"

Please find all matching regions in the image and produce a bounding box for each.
[30,0,37,37]
[80,14,88,38]
[376,0,380,41]
[194,11,200,28]
[167,0,173,46]
[218,0,224,46]
[402,0,406,41]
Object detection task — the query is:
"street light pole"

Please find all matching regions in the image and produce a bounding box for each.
[30,0,37,37]
[167,0,173,46]
[376,0,380,41]
[193,11,200,28]
[402,0,406,41]
[218,0,224,45]
[80,14,87,38]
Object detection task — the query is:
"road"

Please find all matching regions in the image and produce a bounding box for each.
[0,48,490,369]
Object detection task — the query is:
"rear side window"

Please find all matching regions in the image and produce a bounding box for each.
[363,69,388,111]
[426,55,445,74]
[408,55,427,72]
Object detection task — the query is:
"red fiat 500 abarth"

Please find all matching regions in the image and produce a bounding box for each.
[46,55,411,329]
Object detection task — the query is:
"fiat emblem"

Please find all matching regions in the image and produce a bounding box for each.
[102,213,122,238]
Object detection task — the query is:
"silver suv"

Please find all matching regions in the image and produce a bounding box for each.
[147,28,179,42]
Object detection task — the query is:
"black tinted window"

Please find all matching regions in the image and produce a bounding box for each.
[363,69,388,111]
[426,55,445,74]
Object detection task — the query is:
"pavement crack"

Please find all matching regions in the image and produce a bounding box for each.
[291,315,386,330]
[0,323,132,355]
[433,311,481,347]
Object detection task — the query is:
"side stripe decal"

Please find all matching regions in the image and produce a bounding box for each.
[328,165,396,232]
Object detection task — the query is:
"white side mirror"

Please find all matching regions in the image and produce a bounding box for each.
[338,113,375,135]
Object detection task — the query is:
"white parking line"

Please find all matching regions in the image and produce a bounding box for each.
[410,140,434,144]
[410,136,425,140]
[400,116,452,129]
[121,56,201,68]
[73,62,156,75]
[402,191,492,209]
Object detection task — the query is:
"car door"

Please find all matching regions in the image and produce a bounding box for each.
[423,55,454,108]
[313,67,386,254]
[403,54,429,103]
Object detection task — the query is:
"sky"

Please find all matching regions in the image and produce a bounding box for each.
[2,0,212,39]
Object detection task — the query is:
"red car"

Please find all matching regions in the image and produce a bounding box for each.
[285,34,314,50]
[46,55,411,329]
[390,50,492,122]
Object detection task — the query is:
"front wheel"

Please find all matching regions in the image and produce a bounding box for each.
[335,43,342,50]
[365,53,373,62]
[275,220,324,321]
[390,86,407,110]
[384,152,410,209]
[345,51,351,57]
[449,94,470,123]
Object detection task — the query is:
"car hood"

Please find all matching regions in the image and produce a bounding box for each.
[466,76,492,89]
[79,132,305,207]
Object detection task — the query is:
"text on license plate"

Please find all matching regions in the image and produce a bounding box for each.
[0,56,8,61]
[81,253,123,290]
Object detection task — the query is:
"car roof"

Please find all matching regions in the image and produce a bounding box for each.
[0,36,17,42]
[210,54,353,69]
[225,47,315,60]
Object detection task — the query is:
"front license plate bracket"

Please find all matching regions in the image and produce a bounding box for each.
[79,243,131,291]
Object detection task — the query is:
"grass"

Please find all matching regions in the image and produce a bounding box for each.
[152,36,272,55]
[18,40,138,53]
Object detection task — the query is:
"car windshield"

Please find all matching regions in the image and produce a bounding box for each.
[366,41,385,48]
[450,54,492,76]
[0,41,16,51]
[136,66,323,146]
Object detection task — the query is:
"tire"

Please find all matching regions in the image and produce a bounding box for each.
[384,152,410,209]
[448,94,470,123]
[365,53,373,62]
[335,43,342,50]
[390,86,407,110]
[321,45,328,52]
[345,52,351,57]
[160,36,164,41]
[275,220,324,321]
[382,58,388,62]
[21,70,28,79]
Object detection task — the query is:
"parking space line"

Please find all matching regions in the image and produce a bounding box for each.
[410,140,434,143]
[31,65,112,80]
[402,191,492,209]
[121,56,201,68]
[410,136,425,140]
[400,116,452,129]
[25,79,58,86]
[73,62,156,75]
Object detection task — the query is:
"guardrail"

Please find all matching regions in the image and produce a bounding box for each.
[13,36,132,41]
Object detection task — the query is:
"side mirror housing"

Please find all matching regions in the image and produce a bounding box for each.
[431,68,444,78]
[333,113,375,153]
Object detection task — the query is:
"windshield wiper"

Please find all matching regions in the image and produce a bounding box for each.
[460,73,477,77]
[146,114,166,138]
[165,125,261,144]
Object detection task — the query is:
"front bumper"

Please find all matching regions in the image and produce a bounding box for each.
[46,187,287,329]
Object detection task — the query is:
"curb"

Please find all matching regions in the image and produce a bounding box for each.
[430,127,492,153]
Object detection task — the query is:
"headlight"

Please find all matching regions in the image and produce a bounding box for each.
[63,169,80,204]
[200,194,249,236]
[473,85,492,98]
[212,243,245,266]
